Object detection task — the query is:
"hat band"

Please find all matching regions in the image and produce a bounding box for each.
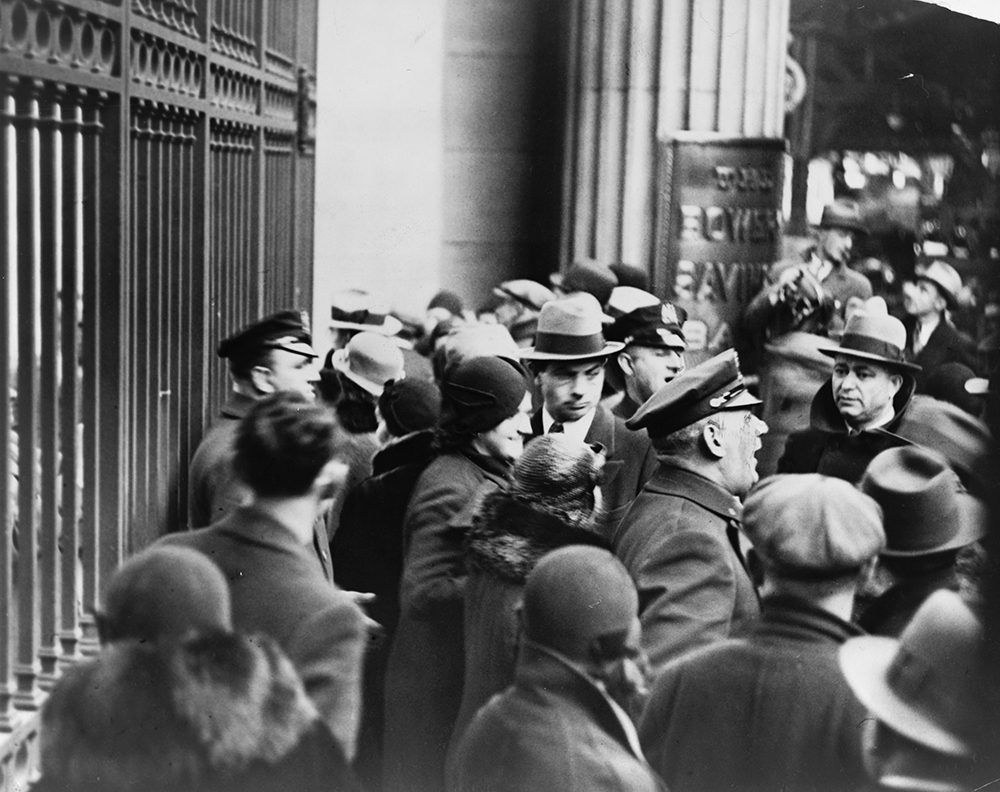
[331,307,388,326]
[885,644,963,741]
[838,334,904,362]
[534,331,609,356]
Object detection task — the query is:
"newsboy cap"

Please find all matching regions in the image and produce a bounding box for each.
[217,310,316,361]
[743,474,884,579]
[627,349,760,438]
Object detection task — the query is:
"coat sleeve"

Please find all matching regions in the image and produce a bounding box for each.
[634,525,738,676]
[288,594,367,762]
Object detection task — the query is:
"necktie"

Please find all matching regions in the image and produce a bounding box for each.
[549,422,564,434]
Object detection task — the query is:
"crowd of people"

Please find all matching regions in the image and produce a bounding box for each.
[32,199,997,791]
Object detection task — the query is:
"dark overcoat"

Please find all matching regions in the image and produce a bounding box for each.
[903,316,977,391]
[448,493,609,755]
[383,449,510,792]
[530,404,657,539]
[158,505,366,759]
[777,374,916,484]
[186,391,334,581]
[638,595,868,792]
[449,644,665,792]
[613,465,760,676]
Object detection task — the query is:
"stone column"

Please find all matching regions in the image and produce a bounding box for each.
[560,0,791,273]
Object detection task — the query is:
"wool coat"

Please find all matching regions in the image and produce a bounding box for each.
[186,391,334,582]
[614,465,760,676]
[530,404,657,539]
[35,631,361,792]
[903,316,977,391]
[777,374,916,484]
[158,505,366,759]
[449,643,666,792]
[448,493,610,754]
[383,449,511,792]
[639,595,868,792]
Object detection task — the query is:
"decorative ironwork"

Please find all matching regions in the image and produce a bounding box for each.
[0,0,117,75]
[133,0,198,39]
[211,64,259,113]
[130,30,203,96]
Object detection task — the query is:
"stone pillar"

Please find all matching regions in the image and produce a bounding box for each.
[560,0,791,273]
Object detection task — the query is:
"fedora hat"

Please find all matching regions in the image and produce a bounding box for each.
[915,260,963,309]
[839,589,983,757]
[519,294,624,361]
[820,301,921,372]
[817,198,867,236]
[329,289,403,336]
[330,331,405,397]
[860,445,987,557]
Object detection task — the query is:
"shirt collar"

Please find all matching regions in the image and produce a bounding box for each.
[542,407,597,442]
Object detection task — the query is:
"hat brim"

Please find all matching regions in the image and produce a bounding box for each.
[880,492,988,557]
[519,341,625,362]
[817,220,868,237]
[330,350,388,397]
[820,347,922,373]
[270,340,318,359]
[329,315,403,337]
[719,389,762,410]
[839,638,971,756]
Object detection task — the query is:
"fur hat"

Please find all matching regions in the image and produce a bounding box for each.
[510,435,604,529]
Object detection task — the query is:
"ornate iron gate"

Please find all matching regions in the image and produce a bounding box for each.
[0,0,317,779]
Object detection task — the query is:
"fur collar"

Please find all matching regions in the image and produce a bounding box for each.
[371,429,438,476]
[40,631,318,789]
[465,492,609,583]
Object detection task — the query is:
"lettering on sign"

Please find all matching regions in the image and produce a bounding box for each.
[679,205,782,244]
[713,166,776,192]
[672,261,770,305]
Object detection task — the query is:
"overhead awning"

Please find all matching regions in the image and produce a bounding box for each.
[911,0,1000,24]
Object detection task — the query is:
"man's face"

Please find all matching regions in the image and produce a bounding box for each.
[475,393,533,466]
[620,345,685,404]
[593,617,651,721]
[714,409,768,498]
[819,227,855,266]
[536,358,606,423]
[261,349,320,400]
[831,356,902,428]
[902,278,944,319]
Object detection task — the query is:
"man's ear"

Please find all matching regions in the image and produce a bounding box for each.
[888,372,903,397]
[617,351,635,377]
[249,365,276,395]
[702,420,725,459]
[313,457,349,501]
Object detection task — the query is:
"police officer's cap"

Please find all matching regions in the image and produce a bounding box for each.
[626,349,760,438]
[606,302,687,350]
[217,310,317,361]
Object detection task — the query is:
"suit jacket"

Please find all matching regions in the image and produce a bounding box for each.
[530,405,657,539]
[449,643,665,792]
[158,506,366,759]
[186,392,334,582]
[904,316,977,392]
[614,465,760,676]
[639,595,868,792]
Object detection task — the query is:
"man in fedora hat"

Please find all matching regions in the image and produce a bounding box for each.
[615,350,766,675]
[778,301,921,483]
[186,310,335,581]
[640,473,885,791]
[840,590,984,791]
[902,260,977,391]
[604,301,688,420]
[855,445,988,637]
[520,294,657,536]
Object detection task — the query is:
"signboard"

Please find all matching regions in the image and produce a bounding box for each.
[653,134,786,366]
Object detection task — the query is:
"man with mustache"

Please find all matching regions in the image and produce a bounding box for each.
[778,300,921,484]
[615,350,767,676]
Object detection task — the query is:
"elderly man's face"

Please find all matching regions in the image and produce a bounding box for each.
[536,358,606,424]
[620,345,686,404]
[714,409,768,498]
[819,227,855,266]
[831,356,902,427]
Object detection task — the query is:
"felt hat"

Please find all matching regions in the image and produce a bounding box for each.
[550,260,619,306]
[217,310,316,361]
[330,331,405,397]
[440,355,528,435]
[606,302,687,350]
[743,474,884,578]
[839,589,983,757]
[493,280,556,313]
[627,349,760,438]
[609,263,649,291]
[511,434,604,529]
[519,294,624,361]
[329,289,403,336]
[924,362,980,416]
[605,286,660,321]
[820,300,921,372]
[378,378,442,437]
[818,198,867,235]
[915,260,963,309]
[860,445,987,557]
[427,290,464,317]
[522,545,637,661]
[100,546,231,643]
